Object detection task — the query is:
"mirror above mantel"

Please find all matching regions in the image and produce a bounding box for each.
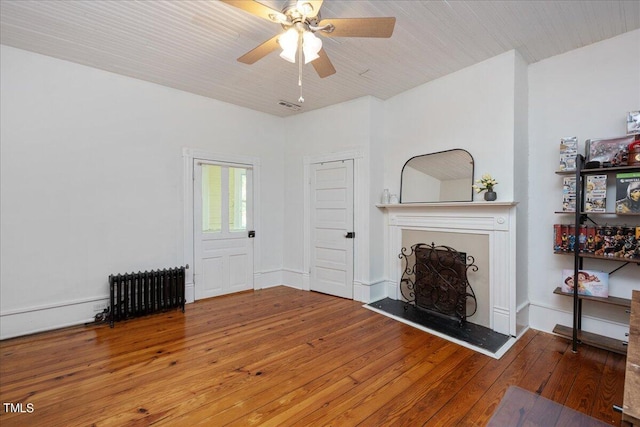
[400,149,474,203]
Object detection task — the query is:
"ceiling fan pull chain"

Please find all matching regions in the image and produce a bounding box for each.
[298,32,304,103]
[298,73,304,103]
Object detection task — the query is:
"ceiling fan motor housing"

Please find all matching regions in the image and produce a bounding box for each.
[280,1,321,29]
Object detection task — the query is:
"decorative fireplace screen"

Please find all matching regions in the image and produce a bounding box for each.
[399,243,477,325]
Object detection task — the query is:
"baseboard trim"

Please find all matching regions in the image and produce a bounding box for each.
[529,302,630,342]
[1,299,106,340]
[0,295,109,317]
[354,279,388,303]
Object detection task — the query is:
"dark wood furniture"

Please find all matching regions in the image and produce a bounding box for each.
[488,386,609,427]
[622,290,640,427]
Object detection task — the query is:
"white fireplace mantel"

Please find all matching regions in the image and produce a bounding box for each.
[379,201,518,337]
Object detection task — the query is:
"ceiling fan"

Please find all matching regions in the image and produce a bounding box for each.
[220,0,396,80]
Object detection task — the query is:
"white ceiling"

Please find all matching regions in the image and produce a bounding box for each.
[1,1,638,117]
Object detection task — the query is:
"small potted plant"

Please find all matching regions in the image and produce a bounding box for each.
[473,174,498,201]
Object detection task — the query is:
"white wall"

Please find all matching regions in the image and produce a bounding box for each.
[381,51,523,303]
[528,29,640,340]
[280,50,525,301]
[281,97,379,296]
[513,50,530,334]
[382,51,520,202]
[367,97,388,294]
[2,28,638,341]
[0,45,285,339]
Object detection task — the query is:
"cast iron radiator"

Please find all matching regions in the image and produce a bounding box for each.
[108,266,186,327]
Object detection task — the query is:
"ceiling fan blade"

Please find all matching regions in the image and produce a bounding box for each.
[311,48,336,78]
[220,0,287,23]
[318,17,396,38]
[237,34,281,64]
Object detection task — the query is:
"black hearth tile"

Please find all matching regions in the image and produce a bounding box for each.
[367,298,509,354]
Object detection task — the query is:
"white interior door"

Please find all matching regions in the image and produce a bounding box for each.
[194,160,254,300]
[310,160,354,299]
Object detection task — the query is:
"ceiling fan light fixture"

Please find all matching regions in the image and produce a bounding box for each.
[223,0,396,82]
[279,47,297,63]
[278,28,298,63]
[302,31,322,64]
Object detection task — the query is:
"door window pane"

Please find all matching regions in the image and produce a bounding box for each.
[229,167,247,231]
[202,165,222,233]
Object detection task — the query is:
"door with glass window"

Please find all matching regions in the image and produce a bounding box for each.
[194,160,253,299]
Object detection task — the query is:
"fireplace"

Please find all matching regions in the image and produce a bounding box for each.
[399,243,477,325]
[380,202,520,339]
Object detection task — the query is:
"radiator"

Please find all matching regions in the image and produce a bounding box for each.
[108,266,186,327]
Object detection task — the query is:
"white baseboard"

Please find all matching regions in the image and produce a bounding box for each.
[516,300,530,337]
[277,273,389,302]
[255,269,283,290]
[529,302,630,342]
[354,279,388,303]
[185,283,195,303]
[0,297,109,340]
[281,269,306,290]
[3,284,198,340]
[386,280,399,300]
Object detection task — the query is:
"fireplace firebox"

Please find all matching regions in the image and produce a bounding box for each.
[399,243,477,326]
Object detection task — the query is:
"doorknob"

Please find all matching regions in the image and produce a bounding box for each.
[248,230,255,238]
[345,232,355,239]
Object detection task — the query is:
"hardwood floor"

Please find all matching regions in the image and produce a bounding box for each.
[0,286,625,426]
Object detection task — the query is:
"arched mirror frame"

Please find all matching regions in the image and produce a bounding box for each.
[399,149,475,203]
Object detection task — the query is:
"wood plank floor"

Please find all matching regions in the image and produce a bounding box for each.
[0,286,626,426]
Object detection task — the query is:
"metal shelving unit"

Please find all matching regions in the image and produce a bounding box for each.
[554,155,638,354]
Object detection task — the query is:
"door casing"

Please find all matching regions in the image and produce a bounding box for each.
[303,150,364,300]
[182,148,261,303]
[309,160,354,298]
[194,160,254,299]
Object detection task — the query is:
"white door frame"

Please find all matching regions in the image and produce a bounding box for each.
[183,148,261,303]
[303,150,365,300]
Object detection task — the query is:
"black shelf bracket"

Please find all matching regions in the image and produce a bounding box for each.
[608,262,632,276]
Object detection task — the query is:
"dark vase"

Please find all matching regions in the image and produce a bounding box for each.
[484,191,497,201]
